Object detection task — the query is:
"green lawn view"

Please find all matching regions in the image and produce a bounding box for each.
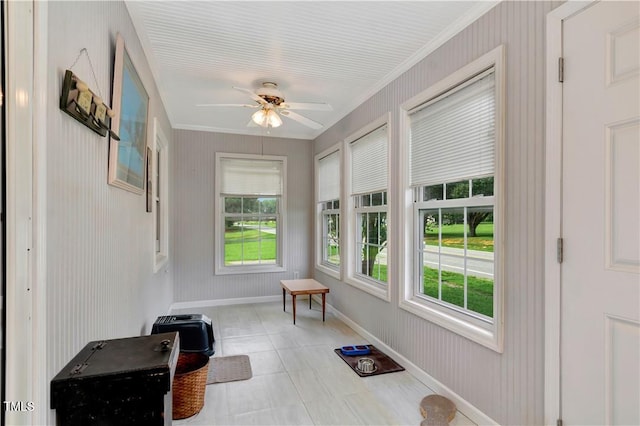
[425,223,494,252]
[224,226,276,264]
[372,264,493,317]
[423,268,493,317]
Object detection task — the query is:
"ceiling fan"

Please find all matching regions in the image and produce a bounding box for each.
[197,82,332,130]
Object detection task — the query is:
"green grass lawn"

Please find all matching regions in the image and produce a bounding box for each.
[224,228,276,264]
[423,267,493,317]
[372,264,493,318]
[425,223,494,252]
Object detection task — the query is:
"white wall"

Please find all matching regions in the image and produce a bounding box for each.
[171,130,312,302]
[313,2,560,425]
[45,1,173,421]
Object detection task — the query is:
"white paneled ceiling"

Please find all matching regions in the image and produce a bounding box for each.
[126,1,497,140]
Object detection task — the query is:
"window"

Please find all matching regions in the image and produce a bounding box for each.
[316,146,341,277]
[215,154,286,274]
[345,118,390,299]
[153,120,169,272]
[401,46,504,351]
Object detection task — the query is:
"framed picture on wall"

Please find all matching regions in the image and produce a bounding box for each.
[108,33,149,194]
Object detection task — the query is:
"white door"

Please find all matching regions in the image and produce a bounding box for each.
[562,1,640,425]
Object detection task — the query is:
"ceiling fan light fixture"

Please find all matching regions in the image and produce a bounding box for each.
[252,108,282,128]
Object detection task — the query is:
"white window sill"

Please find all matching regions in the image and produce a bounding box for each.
[345,275,390,302]
[399,296,502,353]
[216,264,286,275]
[316,263,341,280]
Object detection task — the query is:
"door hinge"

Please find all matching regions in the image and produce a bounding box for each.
[557,419,563,426]
[557,238,564,264]
[558,57,565,83]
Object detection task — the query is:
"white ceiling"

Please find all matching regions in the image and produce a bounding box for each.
[126,1,497,140]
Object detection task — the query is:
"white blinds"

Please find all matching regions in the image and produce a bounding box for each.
[317,150,340,202]
[351,125,388,195]
[220,157,283,195]
[410,69,495,187]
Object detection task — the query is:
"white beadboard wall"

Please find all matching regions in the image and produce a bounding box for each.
[313,2,560,425]
[171,130,312,302]
[45,0,173,420]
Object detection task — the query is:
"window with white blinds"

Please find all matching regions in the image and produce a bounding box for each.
[215,153,287,275]
[410,68,495,187]
[317,150,340,202]
[401,46,504,352]
[219,157,284,196]
[351,125,388,195]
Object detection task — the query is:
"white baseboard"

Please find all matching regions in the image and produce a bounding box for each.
[170,295,281,311]
[319,297,498,426]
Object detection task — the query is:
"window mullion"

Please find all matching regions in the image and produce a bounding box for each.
[463,206,468,310]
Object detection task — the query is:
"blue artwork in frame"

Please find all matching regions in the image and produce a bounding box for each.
[109,33,149,194]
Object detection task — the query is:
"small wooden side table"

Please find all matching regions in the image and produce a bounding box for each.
[280,279,330,324]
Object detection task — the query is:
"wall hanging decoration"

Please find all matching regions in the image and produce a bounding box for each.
[59,49,119,140]
[108,33,149,194]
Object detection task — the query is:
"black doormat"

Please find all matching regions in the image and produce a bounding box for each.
[334,346,405,377]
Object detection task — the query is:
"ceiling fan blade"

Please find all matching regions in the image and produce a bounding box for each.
[279,102,332,111]
[233,86,267,105]
[196,103,258,108]
[280,110,323,130]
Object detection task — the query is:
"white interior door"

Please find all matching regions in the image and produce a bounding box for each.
[562,2,640,425]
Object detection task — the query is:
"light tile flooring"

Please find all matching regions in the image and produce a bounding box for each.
[173,300,475,426]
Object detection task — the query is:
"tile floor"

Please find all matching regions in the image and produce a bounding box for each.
[173,300,475,426]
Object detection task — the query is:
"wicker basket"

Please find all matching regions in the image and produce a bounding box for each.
[172,352,210,420]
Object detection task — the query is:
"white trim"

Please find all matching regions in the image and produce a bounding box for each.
[153,118,169,273]
[398,45,505,353]
[214,152,288,275]
[32,1,49,424]
[324,299,499,426]
[170,295,281,311]
[314,143,342,280]
[5,1,36,424]
[544,2,596,425]
[344,113,391,302]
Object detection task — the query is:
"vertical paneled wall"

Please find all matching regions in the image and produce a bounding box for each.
[171,130,312,302]
[313,2,560,424]
[45,0,173,418]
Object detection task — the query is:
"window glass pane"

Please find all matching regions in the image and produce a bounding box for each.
[472,176,494,197]
[438,208,466,309]
[324,213,340,266]
[242,198,259,213]
[423,184,443,201]
[361,195,370,207]
[224,217,243,265]
[225,217,278,266]
[445,180,469,200]
[225,197,242,213]
[465,207,494,317]
[422,209,440,299]
[260,198,277,214]
[358,211,388,284]
[258,217,277,264]
[420,206,495,319]
[371,192,383,206]
[333,199,340,209]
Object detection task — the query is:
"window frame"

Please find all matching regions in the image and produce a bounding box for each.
[214,153,287,275]
[399,46,505,352]
[344,115,391,301]
[315,144,342,279]
[153,119,169,273]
